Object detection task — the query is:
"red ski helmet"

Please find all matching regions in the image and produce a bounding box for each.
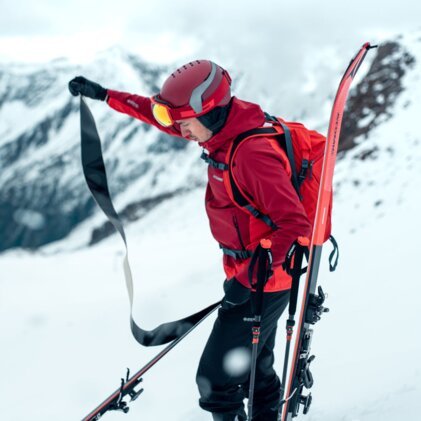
[151,60,232,127]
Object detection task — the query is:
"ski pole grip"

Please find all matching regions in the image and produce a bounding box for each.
[260,238,272,249]
[297,236,310,247]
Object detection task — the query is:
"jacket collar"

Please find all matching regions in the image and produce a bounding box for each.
[199,97,266,153]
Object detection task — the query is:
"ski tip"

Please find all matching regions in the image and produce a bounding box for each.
[363,42,379,50]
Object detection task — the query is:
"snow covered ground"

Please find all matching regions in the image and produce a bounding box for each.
[1,131,420,421]
[1,32,421,421]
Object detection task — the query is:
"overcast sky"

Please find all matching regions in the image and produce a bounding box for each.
[1,0,421,65]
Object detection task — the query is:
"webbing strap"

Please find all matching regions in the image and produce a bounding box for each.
[200,150,228,170]
[80,96,221,347]
[287,244,306,317]
[328,235,339,272]
[298,159,311,187]
[219,244,253,260]
[200,129,279,231]
[244,205,278,230]
[248,243,273,314]
[277,120,301,200]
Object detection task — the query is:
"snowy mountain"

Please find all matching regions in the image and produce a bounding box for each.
[0,31,421,421]
[0,48,203,252]
[1,39,413,253]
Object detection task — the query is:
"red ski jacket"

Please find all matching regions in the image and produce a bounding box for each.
[107,90,311,292]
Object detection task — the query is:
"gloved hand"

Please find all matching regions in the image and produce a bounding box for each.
[221,278,251,309]
[68,76,107,101]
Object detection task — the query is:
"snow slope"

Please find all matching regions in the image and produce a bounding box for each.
[1,31,421,421]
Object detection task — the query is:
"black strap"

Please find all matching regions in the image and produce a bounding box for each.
[297,159,312,187]
[200,150,228,170]
[220,116,304,229]
[200,148,278,230]
[278,120,301,199]
[283,240,309,275]
[226,126,283,229]
[244,205,278,230]
[80,96,221,347]
[219,244,253,260]
[284,235,338,319]
[248,243,273,316]
[287,244,306,317]
[264,113,302,200]
[200,125,283,230]
[328,235,339,272]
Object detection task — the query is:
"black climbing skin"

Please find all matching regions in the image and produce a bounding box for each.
[80,96,221,347]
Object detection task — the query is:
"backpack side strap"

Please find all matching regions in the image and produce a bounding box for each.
[264,113,302,199]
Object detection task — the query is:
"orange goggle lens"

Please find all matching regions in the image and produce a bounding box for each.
[152,103,173,127]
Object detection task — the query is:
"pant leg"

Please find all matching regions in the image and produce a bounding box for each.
[196,290,289,417]
[196,300,252,415]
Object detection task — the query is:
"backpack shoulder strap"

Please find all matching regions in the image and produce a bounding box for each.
[200,115,302,228]
[264,113,301,198]
[222,124,286,230]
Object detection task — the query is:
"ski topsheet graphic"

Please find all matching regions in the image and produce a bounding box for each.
[279,42,376,420]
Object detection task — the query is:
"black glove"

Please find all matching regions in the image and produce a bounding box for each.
[68,76,107,101]
[221,278,251,309]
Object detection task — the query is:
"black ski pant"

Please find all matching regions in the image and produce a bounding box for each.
[196,290,289,421]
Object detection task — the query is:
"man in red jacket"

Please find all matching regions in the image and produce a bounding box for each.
[69,60,311,421]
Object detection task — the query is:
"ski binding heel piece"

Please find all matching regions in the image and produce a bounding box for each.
[299,393,312,414]
[306,285,329,325]
[128,381,144,401]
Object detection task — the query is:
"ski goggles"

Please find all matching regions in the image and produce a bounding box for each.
[151,62,232,127]
[151,96,217,127]
[150,97,181,127]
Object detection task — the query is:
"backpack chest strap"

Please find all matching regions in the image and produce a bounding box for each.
[200,150,228,170]
[219,244,253,260]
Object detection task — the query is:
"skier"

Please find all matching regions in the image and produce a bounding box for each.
[69,60,312,421]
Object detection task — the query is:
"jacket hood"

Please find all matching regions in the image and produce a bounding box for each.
[199,97,266,153]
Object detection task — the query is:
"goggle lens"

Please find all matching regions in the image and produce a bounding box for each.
[152,103,173,127]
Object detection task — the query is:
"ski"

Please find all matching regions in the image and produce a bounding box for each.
[82,302,220,420]
[279,42,376,420]
[78,88,223,420]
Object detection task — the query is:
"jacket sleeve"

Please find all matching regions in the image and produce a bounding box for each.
[106,89,183,137]
[233,137,312,283]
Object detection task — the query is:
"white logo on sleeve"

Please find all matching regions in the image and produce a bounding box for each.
[127,99,139,109]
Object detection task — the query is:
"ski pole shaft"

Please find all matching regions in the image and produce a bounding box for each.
[247,240,272,420]
[279,243,305,403]
[279,316,294,403]
[247,318,261,420]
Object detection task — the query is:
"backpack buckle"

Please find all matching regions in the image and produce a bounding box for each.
[298,159,313,186]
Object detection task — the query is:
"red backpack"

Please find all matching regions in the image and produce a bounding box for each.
[222,113,332,243]
[200,113,338,271]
